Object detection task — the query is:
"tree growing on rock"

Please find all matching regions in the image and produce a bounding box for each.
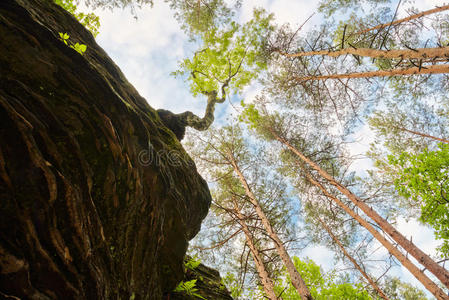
[158,8,273,140]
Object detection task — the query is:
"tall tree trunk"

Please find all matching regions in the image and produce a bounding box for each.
[232,198,279,300]
[315,216,389,300]
[228,153,314,300]
[295,64,449,81]
[352,4,449,36]
[303,170,447,299]
[276,46,449,60]
[393,126,449,144]
[272,131,449,290]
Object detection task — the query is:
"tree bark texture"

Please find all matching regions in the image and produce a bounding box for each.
[0,0,211,299]
[296,64,449,81]
[277,46,449,60]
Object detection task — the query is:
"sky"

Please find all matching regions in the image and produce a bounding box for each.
[87,0,447,296]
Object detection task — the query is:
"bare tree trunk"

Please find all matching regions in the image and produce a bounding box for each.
[228,153,314,300]
[276,46,449,60]
[353,4,449,36]
[315,216,389,300]
[295,64,449,81]
[394,126,449,144]
[232,198,279,300]
[303,171,448,299]
[272,132,449,291]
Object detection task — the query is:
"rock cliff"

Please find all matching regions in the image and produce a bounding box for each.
[0,0,226,298]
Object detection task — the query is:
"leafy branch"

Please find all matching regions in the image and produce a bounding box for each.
[59,32,87,55]
[173,257,205,299]
[165,8,273,133]
[173,279,207,299]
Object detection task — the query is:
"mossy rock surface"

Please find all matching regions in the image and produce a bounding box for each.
[170,257,234,300]
[0,0,211,299]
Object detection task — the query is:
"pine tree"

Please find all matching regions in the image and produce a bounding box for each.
[240,104,449,299]
[184,127,311,299]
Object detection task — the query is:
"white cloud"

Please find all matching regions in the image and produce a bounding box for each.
[239,0,270,23]
[96,3,182,48]
[240,0,320,32]
[302,244,336,271]
[396,0,446,19]
[344,123,376,174]
[408,0,445,11]
[90,2,203,113]
[241,82,262,104]
[396,217,440,256]
[269,0,319,29]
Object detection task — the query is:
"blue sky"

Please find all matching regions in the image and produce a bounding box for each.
[88,0,446,295]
